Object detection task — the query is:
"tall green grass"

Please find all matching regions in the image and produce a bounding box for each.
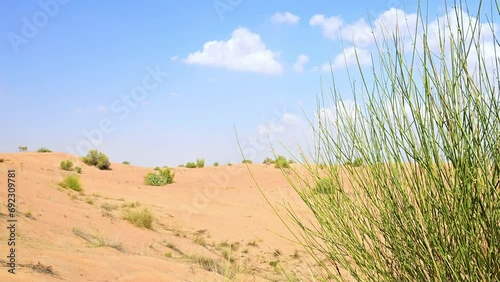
[263,2,499,281]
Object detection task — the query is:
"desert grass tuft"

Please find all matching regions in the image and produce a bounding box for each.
[58,175,82,192]
[122,207,154,229]
[253,2,500,281]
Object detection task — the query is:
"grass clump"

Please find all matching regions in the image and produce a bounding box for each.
[37,147,52,153]
[314,177,335,194]
[75,166,82,174]
[123,207,154,229]
[60,160,73,171]
[196,158,205,168]
[185,162,197,168]
[274,155,290,169]
[72,227,124,252]
[271,3,500,281]
[101,203,118,211]
[344,157,363,167]
[242,159,252,164]
[82,149,110,170]
[144,167,174,186]
[263,157,275,164]
[122,161,131,165]
[58,175,82,192]
[213,162,219,167]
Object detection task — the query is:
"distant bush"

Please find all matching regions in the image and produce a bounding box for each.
[37,147,52,153]
[186,162,197,168]
[75,166,82,174]
[274,155,290,169]
[242,159,252,164]
[123,208,154,229]
[60,160,74,171]
[314,177,335,194]
[227,162,232,166]
[263,157,275,165]
[196,158,205,168]
[178,164,185,167]
[18,146,28,152]
[144,167,174,186]
[82,150,110,170]
[344,157,364,167]
[122,161,131,165]
[58,175,82,192]
[154,166,161,171]
[213,162,219,167]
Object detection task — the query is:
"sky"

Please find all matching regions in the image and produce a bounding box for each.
[0,0,494,167]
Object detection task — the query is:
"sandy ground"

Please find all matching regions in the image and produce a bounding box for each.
[0,152,315,281]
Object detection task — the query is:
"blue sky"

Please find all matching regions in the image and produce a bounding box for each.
[0,0,491,167]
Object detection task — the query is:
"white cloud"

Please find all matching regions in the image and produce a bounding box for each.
[185,27,283,75]
[252,111,310,161]
[310,9,418,47]
[309,14,343,40]
[320,47,371,72]
[312,7,499,74]
[292,54,310,73]
[256,112,304,137]
[317,100,360,128]
[271,11,300,24]
[170,56,179,61]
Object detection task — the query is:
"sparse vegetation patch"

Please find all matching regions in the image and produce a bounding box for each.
[123,207,154,229]
[58,175,82,192]
[144,167,174,186]
[82,149,111,170]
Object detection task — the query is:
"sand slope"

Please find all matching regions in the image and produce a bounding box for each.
[0,153,312,281]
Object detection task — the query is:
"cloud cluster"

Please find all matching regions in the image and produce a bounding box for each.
[293,54,310,73]
[271,11,300,24]
[184,27,283,75]
[311,7,499,72]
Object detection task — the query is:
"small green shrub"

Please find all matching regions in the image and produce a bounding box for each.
[75,166,82,174]
[154,166,161,171]
[242,159,252,164]
[196,158,205,168]
[37,147,52,153]
[227,162,232,166]
[274,155,290,169]
[314,177,335,194]
[122,161,131,165]
[186,162,197,168]
[263,157,276,164]
[213,162,219,167]
[123,208,154,229]
[58,175,82,192]
[178,164,185,167]
[60,160,74,171]
[144,167,175,186]
[344,157,363,167]
[82,149,110,170]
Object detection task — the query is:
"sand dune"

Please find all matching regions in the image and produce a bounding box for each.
[0,152,312,281]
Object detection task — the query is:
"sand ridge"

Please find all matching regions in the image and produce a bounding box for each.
[0,152,312,281]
